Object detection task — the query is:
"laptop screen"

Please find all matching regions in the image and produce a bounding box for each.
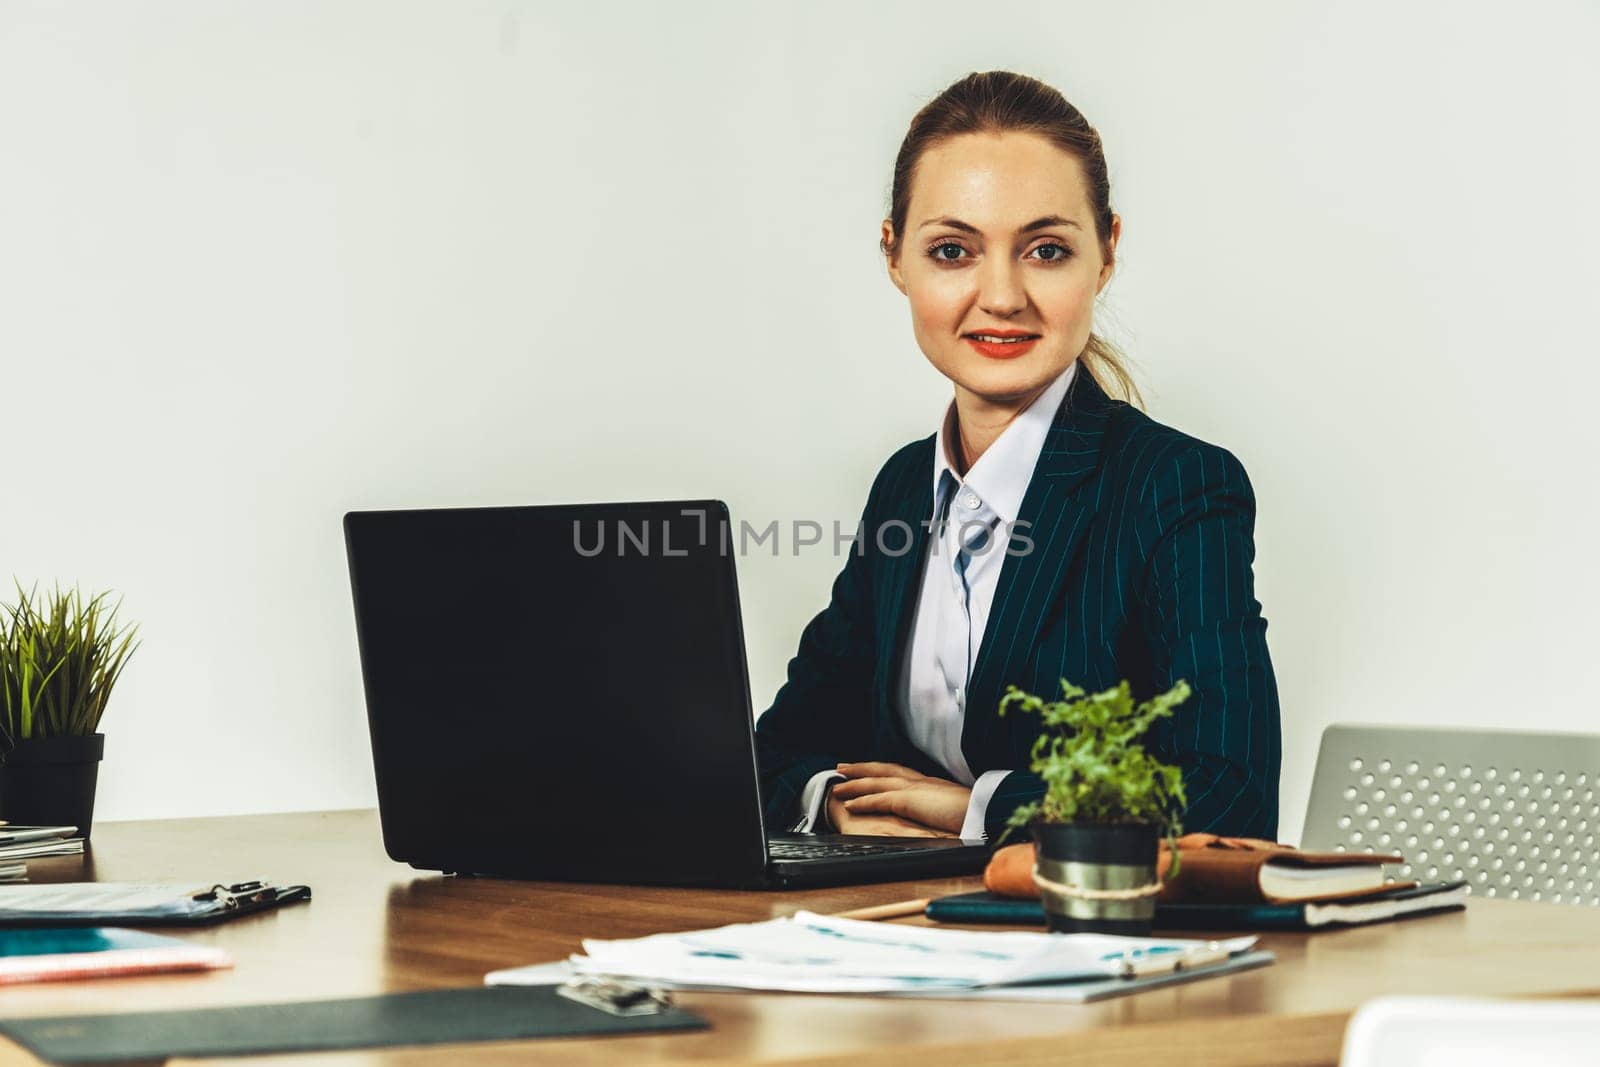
[344,500,771,886]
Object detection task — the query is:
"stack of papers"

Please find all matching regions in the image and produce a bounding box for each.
[0,826,83,857]
[0,826,83,881]
[487,911,1270,1003]
[0,884,212,916]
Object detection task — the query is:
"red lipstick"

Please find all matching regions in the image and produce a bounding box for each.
[963,328,1041,360]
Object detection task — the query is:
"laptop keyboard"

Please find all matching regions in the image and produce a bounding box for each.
[767,838,948,860]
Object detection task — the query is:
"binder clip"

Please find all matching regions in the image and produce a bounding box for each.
[198,881,273,910]
[556,975,673,1017]
[1110,940,1233,979]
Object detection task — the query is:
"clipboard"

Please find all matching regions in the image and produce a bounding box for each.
[0,881,311,927]
[891,949,1278,1003]
[0,985,706,1063]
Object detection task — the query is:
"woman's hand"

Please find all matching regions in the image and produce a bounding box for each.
[824,796,956,837]
[829,761,972,836]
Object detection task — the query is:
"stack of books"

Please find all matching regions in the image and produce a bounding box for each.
[0,825,86,882]
[944,835,1470,931]
[0,928,232,985]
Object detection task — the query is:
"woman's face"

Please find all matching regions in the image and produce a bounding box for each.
[883,131,1119,407]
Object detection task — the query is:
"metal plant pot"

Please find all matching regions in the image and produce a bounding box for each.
[1031,821,1160,935]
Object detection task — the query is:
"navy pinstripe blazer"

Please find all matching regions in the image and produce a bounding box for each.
[753,365,1282,841]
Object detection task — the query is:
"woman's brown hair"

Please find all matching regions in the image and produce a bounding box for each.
[880,70,1142,408]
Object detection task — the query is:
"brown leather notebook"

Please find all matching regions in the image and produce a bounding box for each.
[986,833,1411,905]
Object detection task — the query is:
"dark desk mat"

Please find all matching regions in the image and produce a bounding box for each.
[0,985,707,1064]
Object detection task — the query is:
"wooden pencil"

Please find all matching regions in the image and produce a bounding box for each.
[832,898,931,922]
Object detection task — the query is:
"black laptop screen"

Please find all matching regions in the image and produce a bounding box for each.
[344,500,770,886]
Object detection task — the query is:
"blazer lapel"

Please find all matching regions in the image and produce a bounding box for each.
[960,365,1118,764]
[871,444,936,761]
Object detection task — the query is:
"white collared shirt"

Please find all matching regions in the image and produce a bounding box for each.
[793,361,1079,839]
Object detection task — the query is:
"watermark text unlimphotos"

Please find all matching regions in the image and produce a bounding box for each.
[572,509,1035,559]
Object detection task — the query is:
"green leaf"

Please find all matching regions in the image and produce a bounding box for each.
[0,579,139,739]
[995,676,1191,836]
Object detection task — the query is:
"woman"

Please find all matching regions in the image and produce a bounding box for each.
[754,71,1282,844]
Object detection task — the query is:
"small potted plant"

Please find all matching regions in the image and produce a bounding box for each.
[998,676,1191,935]
[0,582,140,838]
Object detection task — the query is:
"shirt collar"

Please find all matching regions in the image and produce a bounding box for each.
[931,359,1078,527]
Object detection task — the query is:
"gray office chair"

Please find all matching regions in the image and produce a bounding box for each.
[1301,724,1600,905]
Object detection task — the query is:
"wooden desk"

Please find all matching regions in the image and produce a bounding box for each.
[3,809,1599,1067]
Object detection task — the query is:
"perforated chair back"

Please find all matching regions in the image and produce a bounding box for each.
[1301,724,1600,905]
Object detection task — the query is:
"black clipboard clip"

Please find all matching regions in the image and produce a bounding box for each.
[195,880,312,913]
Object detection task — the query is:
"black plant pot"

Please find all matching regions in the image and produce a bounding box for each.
[1031,821,1160,935]
[0,733,104,839]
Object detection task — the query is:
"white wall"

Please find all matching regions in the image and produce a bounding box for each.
[2,1,1596,840]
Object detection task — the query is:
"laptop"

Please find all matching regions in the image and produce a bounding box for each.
[343,499,992,888]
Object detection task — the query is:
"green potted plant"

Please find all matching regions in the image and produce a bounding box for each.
[0,582,140,838]
[998,676,1191,935]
